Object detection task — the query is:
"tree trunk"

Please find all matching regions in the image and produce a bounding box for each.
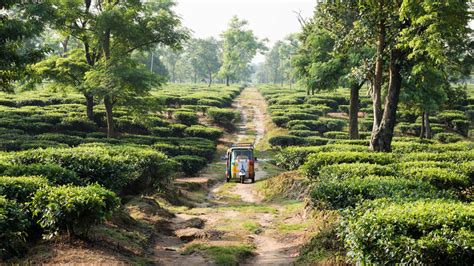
[85,93,94,121]
[349,82,362,139]
[226,76,230,86]
[61,36,70,56]
[420,112,425,138]
[370,49,402,152]
[104,96,115,138]
[208,72,212,87]
[369,1,386,150]
[425,111,432,139]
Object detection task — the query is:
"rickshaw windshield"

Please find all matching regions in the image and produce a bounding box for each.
[232,149,252,160]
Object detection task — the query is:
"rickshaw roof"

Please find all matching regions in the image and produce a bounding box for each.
[228,143,254,151]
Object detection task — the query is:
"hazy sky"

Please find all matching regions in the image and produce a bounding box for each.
[173,0,315,63]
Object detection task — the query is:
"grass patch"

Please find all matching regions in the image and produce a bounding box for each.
[276,221,310,233]
[242,221,261,234]
[183,243,255,265]
[217,203,279,214]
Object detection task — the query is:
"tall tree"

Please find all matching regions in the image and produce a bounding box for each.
[187,38,221,86]
[364,0,472,151]
[294,1,371,139]
[218,16,266,86]
[0,0,53,91]
[50,0,188,137]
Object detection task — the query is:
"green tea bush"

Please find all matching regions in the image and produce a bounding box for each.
[302,152,394,177]
[207,107,239,126]
[197,98,224,107]
[286,112,319,121]
[341,199,474,264]
[275,145,369,170]
[146,116,170,128]
[169,123,187,137]
[0,196,30,259]
[305,136,330,146]
[400,167,469,189]
[58,117,97,132]
[185,125,223,141]
[268,135,306,147]
[316,163,395,181]
[31,184,120,237]
[272,116,289,127]
[312,176,449,209]
[174,155,208,176]
[0,163,82,185]
[115,117,148,134]
[20,140,68,150]
[10,146,177,193]
[323,131,349,139]
[437,110,466,124]
[288,130,320,137]
[35,133,84,146]
[401,151,474,164]
[0,176,48,203]
[175,111,199,126]
[305,98,338,109]
[452,119,470,136]
[150,126,173,137]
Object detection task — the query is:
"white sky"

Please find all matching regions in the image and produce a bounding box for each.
[173,0,315,63]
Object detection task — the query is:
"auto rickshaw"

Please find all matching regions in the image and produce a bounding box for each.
[225,143,257,183]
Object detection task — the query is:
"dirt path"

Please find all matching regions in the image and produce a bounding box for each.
[152,87,300,265]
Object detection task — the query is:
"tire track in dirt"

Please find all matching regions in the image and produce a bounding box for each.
[154,87,297,265]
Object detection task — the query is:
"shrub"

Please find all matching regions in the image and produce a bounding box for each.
[0,163,82,185]
[341,200,474,264]
[359,119,373,131]
[286,112,319,121]
[58,117,97,132]
[153,143,181,157]
[317,163,395,181]
[401,151,474,164]
[174,155,208,176]
[10,146,177,193]
[175,111,198,126]
[184,125,223,141]
[272,116,289,127]
[452,119,470,136]
[150,126,172,137]
[312,176,450,209]
[170,123,187,137]
[274,145,369,170]
[197,98,223,107]
[115,117,148,133]
[268,135,306,147]
[305,98,338,109]
[437,110,466,124]
[323,131,349,139]
[289,130,320,137]
[0,196,30,259]
[0,176,48,203]
[305,136,330,146]
[31,184,120,237]
[301,151,394,177]
[400,167,469,189]
[207,107,239,126]
[35,133,84,146]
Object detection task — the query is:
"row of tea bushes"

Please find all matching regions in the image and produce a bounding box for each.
[258,85,470,147]
[0,179,119,259]
[280,142,474,263]
[0,84,246,259]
